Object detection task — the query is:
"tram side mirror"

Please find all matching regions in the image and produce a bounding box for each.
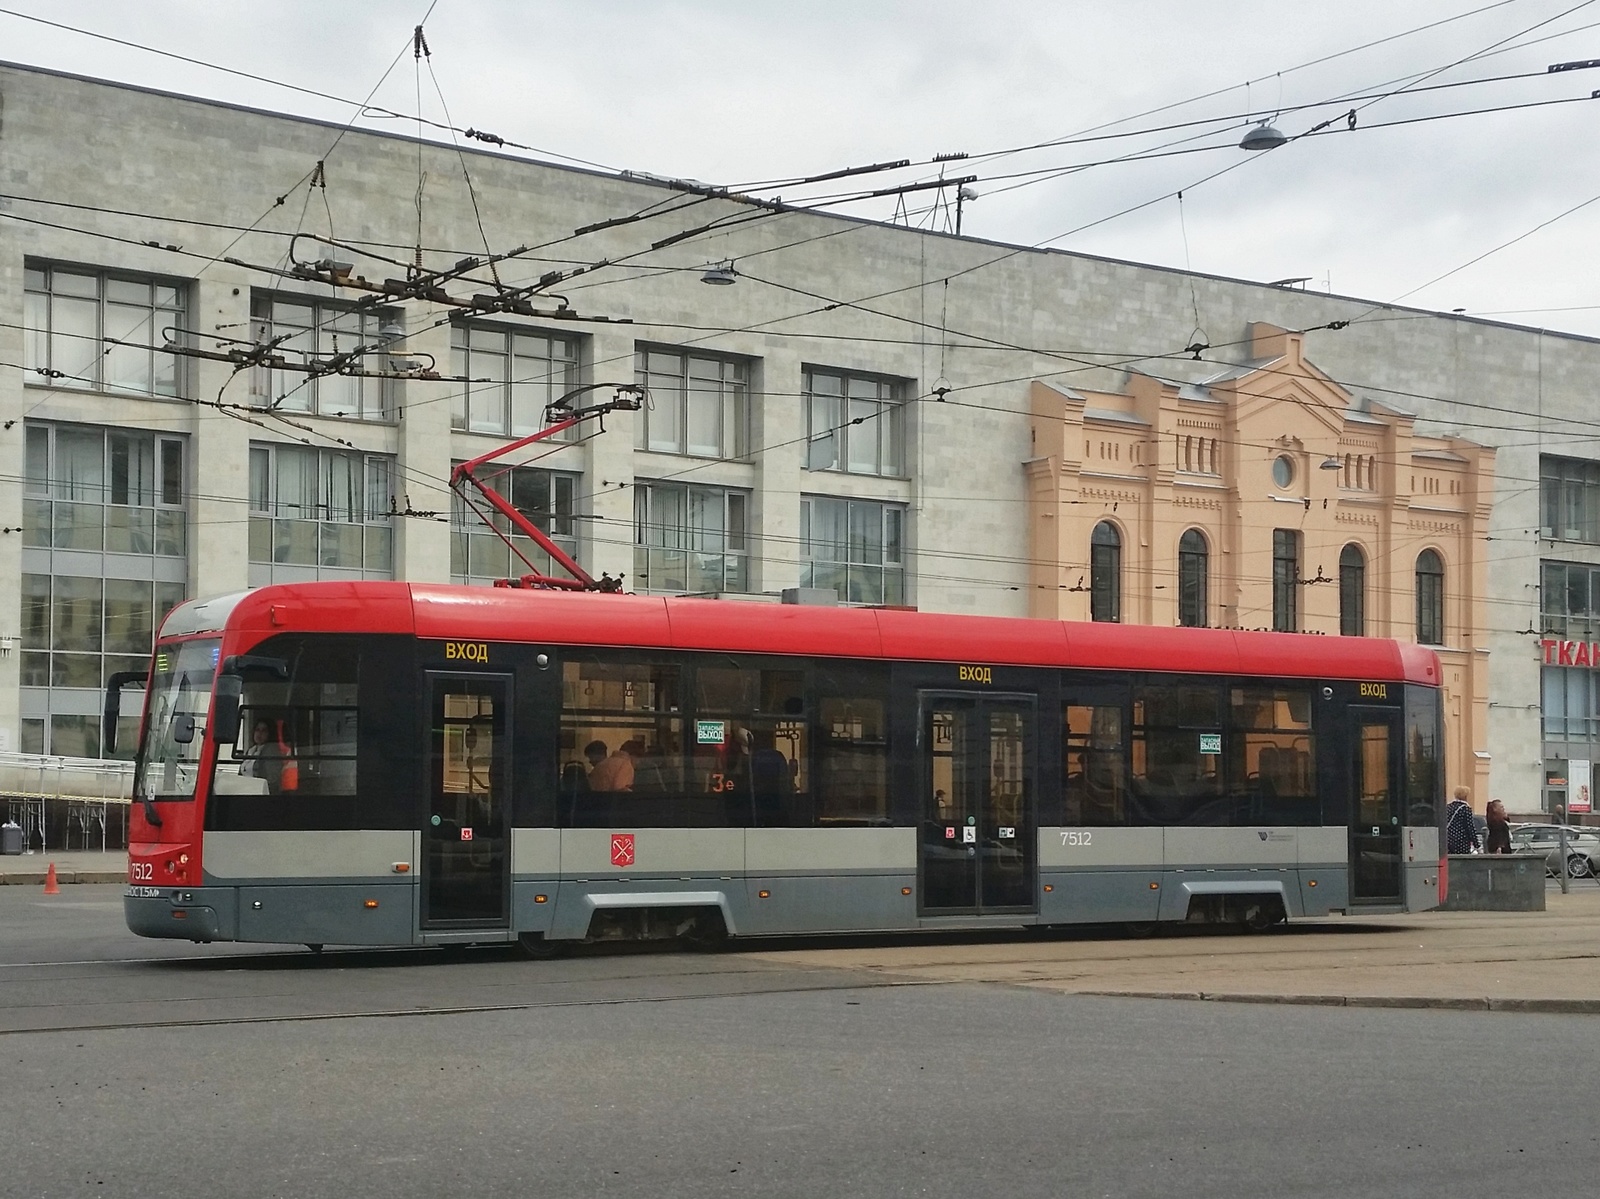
[171,714,196,745]
[102,670,149,758]
[211,675,243,746]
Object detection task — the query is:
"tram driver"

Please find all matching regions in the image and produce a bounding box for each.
[241,718,294,795]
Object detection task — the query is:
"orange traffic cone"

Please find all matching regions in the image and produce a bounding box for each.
[42,862,60,895]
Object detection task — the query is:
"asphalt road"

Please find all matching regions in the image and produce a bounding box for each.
[1,885,1589,1198]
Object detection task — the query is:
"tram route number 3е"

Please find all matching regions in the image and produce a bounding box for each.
[1059,831,1093,846]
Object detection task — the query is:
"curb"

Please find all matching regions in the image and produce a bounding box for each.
[1078,989,1600,1014]
[0,871,125,886]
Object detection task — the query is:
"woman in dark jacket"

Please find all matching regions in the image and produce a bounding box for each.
[1445,787,1480,854]
[1484,799,1513,854]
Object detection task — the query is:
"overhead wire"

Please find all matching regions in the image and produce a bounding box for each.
[2,341,1579,630]
[0,3,615,172]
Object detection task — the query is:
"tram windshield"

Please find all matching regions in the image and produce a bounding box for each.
[134,638,220,803]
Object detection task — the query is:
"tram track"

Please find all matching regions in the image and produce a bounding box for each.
[0,972,939,1038]
[9,902,1600,1038]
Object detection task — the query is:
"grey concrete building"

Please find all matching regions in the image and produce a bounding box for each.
[1,61,1595,813]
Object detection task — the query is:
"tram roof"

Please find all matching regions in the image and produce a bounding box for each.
[166,582,1439,686]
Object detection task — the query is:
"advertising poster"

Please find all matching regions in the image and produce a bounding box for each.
[1571,759,1592,815]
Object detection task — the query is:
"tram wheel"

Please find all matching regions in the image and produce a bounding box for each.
[678,911,729,952]
[1123,921,1160,939]
[1240,903,1285,933]
[517,932,566,960]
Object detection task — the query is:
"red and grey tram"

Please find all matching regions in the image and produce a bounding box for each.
[116,582,1445,952]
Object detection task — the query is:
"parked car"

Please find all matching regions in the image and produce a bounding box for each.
[1507,824,1600,878]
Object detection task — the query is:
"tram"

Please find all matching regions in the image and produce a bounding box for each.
[117,582,1444,952]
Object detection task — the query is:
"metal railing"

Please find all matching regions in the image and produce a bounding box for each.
[0,752,134,853]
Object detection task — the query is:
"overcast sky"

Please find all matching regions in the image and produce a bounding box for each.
[5,1,1600,335]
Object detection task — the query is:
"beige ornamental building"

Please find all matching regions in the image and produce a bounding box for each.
[1027,323,1494,805]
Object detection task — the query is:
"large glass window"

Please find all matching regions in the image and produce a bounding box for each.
[556,656,894,828]
[207,637,365,831]
[1340,543,1366,637]
[1065,680,1323,829]
[1230,686,1316,824]
[248,444,394,579]
[22,423,188,758]
[814,668,891,826]
[1130,683,1223,825]
[804,368,906,477]
[1177,529,1207,628]
[23,263,185,397]
[633,483,749,594]
[22,572,185,699]
[248,293,397,421]
[1542,455,1600,544]
[451,323,578,437]
[800,496,905,605]
[1416,550,1445,646]
[1405,685,1442,826]
[1542,666,1600,740]
[1272,529,1300,633]
[1541,560,1600,638]
[24,424,187,558]
[560,658,810,828]
[1064,702,1126,825]
[1090,522,1121,623]
[451,464,577,586]
[635,347,748,458]
[134,638,219,801]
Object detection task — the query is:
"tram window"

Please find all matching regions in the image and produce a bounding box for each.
[1138,684,1219,728]
[1406,686,1442,826]
[1130,682,1223,825]
[1064,704,1126,826]
[559,659,688,825]
[815,693,890,826]
[692,668,809,827]
[206,637,362,831]
[1230,686,1318,825]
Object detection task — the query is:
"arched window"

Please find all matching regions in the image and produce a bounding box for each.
[1177,528,1208,627]
[1090,521,1121,623]
[1416,550,1444,645]
[1339,543,1366,637]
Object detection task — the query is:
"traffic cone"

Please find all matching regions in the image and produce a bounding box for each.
[42,862,60,895]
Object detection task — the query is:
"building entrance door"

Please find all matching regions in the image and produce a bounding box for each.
[918,692,1037,915]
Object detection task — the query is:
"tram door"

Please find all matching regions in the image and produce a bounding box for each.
[919,693,1037,915]
[423,673,511,928]
[1349,706,1403,904]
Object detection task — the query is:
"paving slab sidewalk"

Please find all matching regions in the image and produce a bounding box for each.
[0,849,126,884]
[745,887,1600,1013]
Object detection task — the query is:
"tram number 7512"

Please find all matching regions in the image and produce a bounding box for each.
[130,861,154,881]
[1059,830,1093,847]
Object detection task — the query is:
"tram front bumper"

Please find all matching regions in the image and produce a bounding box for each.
[124,886,231,941]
